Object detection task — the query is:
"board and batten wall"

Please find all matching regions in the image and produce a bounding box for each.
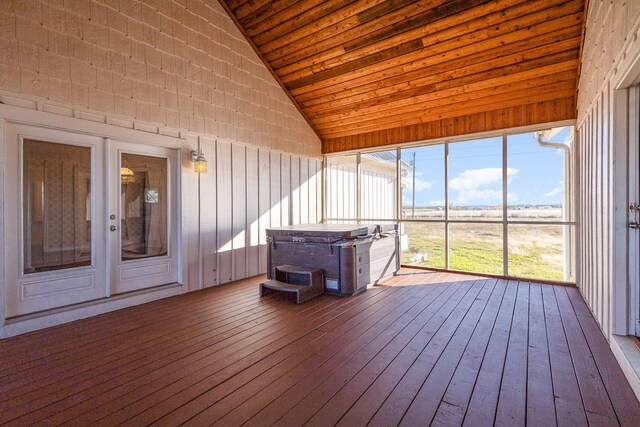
[0,0,321,335]
[200,140,321,286]
[576,0,640,339]
[325,156,398,221]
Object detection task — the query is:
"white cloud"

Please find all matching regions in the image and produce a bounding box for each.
[429,200,445,206]
[449,168,518,204]
[414,178,432,191]
[406,174,433,192]
[449,168,517,191]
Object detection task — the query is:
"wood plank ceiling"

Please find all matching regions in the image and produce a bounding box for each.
[219,0,586,153]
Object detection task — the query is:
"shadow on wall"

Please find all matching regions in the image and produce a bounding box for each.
[197,139,323,286]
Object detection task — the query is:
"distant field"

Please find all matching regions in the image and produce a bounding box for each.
[402,206,564,220]
[400,215,570,282]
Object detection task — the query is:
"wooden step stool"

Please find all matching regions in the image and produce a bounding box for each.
[260,265,324,304]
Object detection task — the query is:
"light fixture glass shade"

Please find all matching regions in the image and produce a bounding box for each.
[194,156,207,173]
[121,167,136,183]
[191,150,208,173]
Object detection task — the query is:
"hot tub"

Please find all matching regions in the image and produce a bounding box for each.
[266,224,400,296]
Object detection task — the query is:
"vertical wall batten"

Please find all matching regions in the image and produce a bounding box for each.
[232,144,247,281]
[270,152,282,232]
[216,141,233,284]
[246,147,260,278]
[258,149,271,275]
[291,156,301,225]
[201,139,217,288]
[281,155,291,227]
[603,86,611,336]
[309,161,318,224]
[300,158,310,224]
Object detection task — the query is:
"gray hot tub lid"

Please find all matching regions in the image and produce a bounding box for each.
[266,223,396,239]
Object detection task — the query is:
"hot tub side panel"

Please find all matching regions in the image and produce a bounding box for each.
[267,234,399,295]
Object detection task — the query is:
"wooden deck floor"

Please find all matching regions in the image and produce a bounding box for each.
[1,269,639,426]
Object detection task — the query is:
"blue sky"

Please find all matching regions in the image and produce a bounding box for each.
[401,127,569,207]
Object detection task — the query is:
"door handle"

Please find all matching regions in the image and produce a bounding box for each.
[630,221,640,229]
[110,225,117,232]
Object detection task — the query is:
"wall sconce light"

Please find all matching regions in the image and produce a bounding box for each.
[191,149,208,173]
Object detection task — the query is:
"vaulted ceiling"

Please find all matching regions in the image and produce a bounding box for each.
[219,0,586,153]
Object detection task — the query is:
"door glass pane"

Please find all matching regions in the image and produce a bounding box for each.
[326,154,357,220]
[449,223,503,274]
[401,144,445,219]
[360,150,398,220]
[448,137,503,221]
[120,153,168,261]
[507,127,570,222]
[400,222,445,268]
[23,139,92,273]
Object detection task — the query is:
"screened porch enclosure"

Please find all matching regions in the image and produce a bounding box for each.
[325,127,575,283]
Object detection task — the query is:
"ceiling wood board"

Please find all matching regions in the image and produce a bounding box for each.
[220,0,585,150]
[324,97,577,153]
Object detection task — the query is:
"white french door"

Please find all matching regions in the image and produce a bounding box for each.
[4,124,180,317]
[108,141,179,294]
[4,124,107,317]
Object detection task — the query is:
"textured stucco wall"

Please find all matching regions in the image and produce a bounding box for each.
[0,0,321,156]
[575,0,640,337]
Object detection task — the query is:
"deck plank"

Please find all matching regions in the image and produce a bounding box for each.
[226,277,464,427]
[2,291,293,395]
[184,275,448,426]
[0,276,267,368]
[565,287,640,427]
[494,281,530,427]
[554,286,619,426]
[27,284,402,425]
[404,278,505,426]
[0,269,638,427]
[366,279,488,426]
[430,279,510,426]
[3,288,357,423]
[541,284,588,427]
[526,283,556,426]
[462,279,519,426]
[110,273,428,425]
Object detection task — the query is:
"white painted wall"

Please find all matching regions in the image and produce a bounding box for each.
[326,160,357,220]
[361,169,397,220]
[325,154,399,221]
[576,0,640,339]
[202,139,321,286]
[0,0,322,336]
